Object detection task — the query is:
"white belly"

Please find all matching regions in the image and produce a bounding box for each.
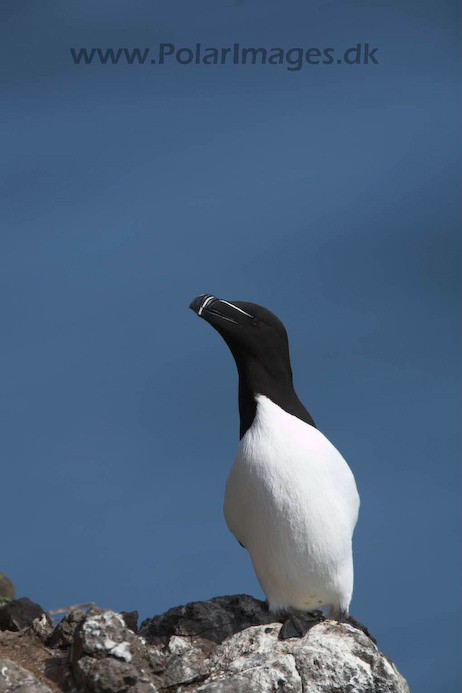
[223,395,360,616]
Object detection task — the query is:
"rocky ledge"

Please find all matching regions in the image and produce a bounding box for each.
[0,594,409,693]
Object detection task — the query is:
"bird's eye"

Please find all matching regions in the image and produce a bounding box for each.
[251,318,260,326]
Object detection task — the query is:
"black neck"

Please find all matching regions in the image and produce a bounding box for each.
[236,358,316,438]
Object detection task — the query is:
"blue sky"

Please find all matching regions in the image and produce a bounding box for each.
[1,1,460,691]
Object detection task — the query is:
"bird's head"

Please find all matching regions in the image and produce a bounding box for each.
[189,294,292,379]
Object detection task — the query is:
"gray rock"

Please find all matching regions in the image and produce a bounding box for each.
[72,609,138,664]
[30,613,54,642]
[47,609,87,648]
[0,657,54,693]
[163,636,209,688]
[71,609,163,692]
[197,653,302,692]
[78,657,138,692]
[200,620,409,693]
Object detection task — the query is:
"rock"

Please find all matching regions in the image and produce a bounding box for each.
[0,656,54,692]
[75,656,140,693]
[71,609,165,692]
[163,636,209,688]
[197,653,302,692]
[30,613,54,641]
[72,609,137,663]
[139,593,275,647]
[202,620,409,693]
[47,609,87,648]
[73,609,142,662]
[0,574,15,603]
[139,595,408,693]
[0,597,45,632]
[0,595,409,692]
[120,610,139,634]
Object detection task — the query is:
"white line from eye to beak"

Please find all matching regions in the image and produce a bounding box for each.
[198,295,216,316]
[218,300,254,318]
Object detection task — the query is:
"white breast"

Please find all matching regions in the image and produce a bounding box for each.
[223,395,360,617]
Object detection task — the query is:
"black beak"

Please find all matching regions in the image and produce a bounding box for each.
[190,294,249,326]
[189,294,218,316]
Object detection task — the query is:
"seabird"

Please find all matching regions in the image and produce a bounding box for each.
[189,294,363,639]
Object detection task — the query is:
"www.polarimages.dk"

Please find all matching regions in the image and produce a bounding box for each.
[70,43,379,71]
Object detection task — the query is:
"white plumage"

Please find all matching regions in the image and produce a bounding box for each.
[224,394,360,619]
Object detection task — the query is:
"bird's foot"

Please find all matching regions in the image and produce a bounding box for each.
[339,615,377,645]
[278,610,325,640]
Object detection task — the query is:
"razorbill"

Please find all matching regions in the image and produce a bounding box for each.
[189,294,361,639]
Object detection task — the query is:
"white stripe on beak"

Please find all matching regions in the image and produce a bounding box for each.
[198,295,216,316]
